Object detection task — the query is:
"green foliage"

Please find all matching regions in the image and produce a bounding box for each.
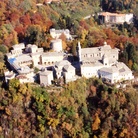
[101,0,135,12]
[25,25,42,45]
[9,78,20,91]
[1,77,138,137]
[0,45,7,54]
[132,63,138,71]
[34,67,39,73]
[19,0,34,13]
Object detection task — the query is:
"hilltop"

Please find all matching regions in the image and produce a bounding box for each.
[0,0,138,137]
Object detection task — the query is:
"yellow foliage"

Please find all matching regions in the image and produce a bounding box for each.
[119,132,125,137]
[62,122,72,132]
[123,128,127,134]
[47,118,59,129]
[53,133,59,138]
[100,130,109,138]
[92,113,101,131]
[39,96,44,102]
[0,126,2,132]
[112,128,117,135]
[39,124,45,132]
[5,107,11,116]
[128,60,133,69]
[18,84,27,95]
[62,41,67,50]
[0,62,4,70]
[119,128,128,137]
[93,135,98,138]
[80,29,88,42]
[75,113,79,119]
[37,115,42,120]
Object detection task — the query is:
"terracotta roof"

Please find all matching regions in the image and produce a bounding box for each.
[16,75,27,79]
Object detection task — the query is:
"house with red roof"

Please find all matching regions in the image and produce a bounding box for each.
[99,12,133,24]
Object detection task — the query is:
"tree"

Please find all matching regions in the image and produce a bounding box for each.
[132,63,138,71]
[25,25,42,45]
[9,78,20,92]
[92,113,101,131]
[0,45,7,53]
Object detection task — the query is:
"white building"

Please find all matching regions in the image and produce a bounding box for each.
[39,70,53,86]
[53,60,76,82]
[6,43,70,85]
[63,64,76,83]
[4,71,15,83]
[16,74,35,84]
[50,28,72,40]
[50,39,62,52]
[99,12,133,24]
[77,42,134,84]
[98,62,134,83]
[6,43,25,59]
[6,41,134,86]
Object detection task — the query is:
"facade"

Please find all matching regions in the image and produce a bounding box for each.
[98,62,134,83]
[16,75,33,84]
[63,64,76,83]
[99,12,133,24]
[4,71,15,83]
[39,70,53,86]
[77,42,134,83]
[6,42,74,86]
[6,41,134,86]
[50,28,72,40]
[41,52,65,65]
[50,39,62,52]
[53,60,76,82]
[6,43,65,72]
[81,61,103,78]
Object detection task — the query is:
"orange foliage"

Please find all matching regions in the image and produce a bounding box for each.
[31,13,43,25]
[14,25,26,36]
[10,12,20,22]
[92,113,101,131]
[20,13,31,27]
[79,20,89,30]
[45,20,53,31]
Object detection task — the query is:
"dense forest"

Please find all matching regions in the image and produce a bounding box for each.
[1,77,138,137]
[0,0,138,137]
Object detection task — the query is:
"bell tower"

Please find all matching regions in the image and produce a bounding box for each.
[77,41,82,62]
[102,54,109,66]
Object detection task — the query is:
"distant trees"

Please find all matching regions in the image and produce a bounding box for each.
[101,0,136,12]
[120,42,138,70]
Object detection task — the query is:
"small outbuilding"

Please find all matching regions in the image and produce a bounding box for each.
[39,70,53,86]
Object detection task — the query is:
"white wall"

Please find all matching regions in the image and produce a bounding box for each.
[81,66,99,78]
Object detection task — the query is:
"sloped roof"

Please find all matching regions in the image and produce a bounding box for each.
[99,12,125,17]
[39,70,53,76]
[55,60,70,68]
[63,64,75,71]
[99,62,132,74]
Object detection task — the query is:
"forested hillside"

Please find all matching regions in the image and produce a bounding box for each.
[0,78,138,137]
[0,0,138,137]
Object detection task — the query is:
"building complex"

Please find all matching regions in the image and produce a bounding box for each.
[5,38,134,86]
